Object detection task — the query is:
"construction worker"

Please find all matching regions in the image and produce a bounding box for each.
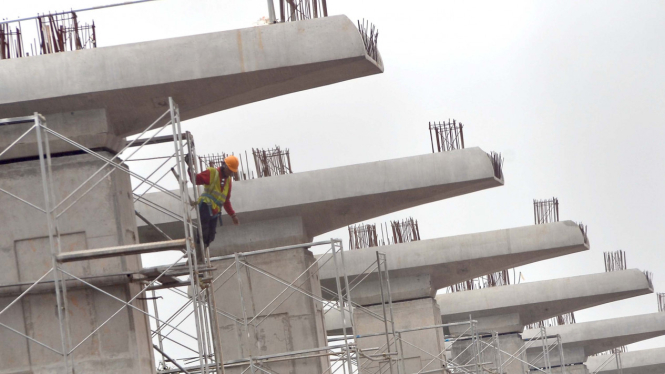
[186,154,240,256]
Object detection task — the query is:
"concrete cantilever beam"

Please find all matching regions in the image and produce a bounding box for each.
[319,220,588,305]
[136,147,504,252]
[585,347,665,374]
[0,15,382,138]
[320,221,588,335]
[438,269,653,334]
[523,312,665,366]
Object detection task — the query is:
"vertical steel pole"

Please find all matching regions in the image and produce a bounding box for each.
[494,331,504,374]
[540,326,551,374]
[188,132,226,374]
[152,290,166,368]
[469,316,480,374]
[170,98,207,374]
[376,252,394,374]
[332,241,353,374]
[381,252,403,374]
[337,240,357,373]
[266,0,276,23]
[35,114,71,374]
[557,335,565,374]
[235,253,255,374]
[41,113,76,370]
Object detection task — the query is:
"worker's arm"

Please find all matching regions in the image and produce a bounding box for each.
[223,180,239,225]
[187,168,210,186]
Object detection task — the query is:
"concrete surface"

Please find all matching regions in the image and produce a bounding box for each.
[0,16,383,137]
[319,220,588,306]
[136,147,504,253]
[523,312,665,366]
[451,333,528,374]
[210,247,328,374]
[438,269,653,334]
[0,153,154,373]
[585,347,665,374]
[0,109,126,162]
[352,298,445,374]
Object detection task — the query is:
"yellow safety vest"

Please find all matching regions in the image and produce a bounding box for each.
[198,167,231,213]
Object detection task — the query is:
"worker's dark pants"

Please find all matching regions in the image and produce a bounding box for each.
[195,202,220,260]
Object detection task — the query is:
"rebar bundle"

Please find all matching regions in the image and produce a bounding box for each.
[525,312,577,330]
[252,146,293,178]
[488,151,504,180]
[357,19,379,62]
[593,346,628,356]
[0,24,23,59]
[390,217,421,244]
[348,223,379,250]
[279,0,328,22]
[429,119,465,153]
[1,11,96,60]
[485,269,512,288]
[645,270,654,289]
[446,269,518,293]
[198,152,253,181]
[37,12,96,55]
[603,250,627,272]
[533,198,559,225]
[579,222,589,245]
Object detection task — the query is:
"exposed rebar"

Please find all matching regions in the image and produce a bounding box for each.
[429,119,465,153]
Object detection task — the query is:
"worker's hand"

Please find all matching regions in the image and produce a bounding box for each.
[232,214,240,225]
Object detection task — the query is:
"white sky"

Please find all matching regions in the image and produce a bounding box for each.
[5,0,665,355]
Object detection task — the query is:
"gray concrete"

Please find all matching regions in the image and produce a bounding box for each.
[585,347,665,374]
[136,147,504,253]
[0,109,126,162]
[210,247,328,374]
[523,312,665,366]
[0,16,383,138]
[353,298,445,374]
[319,220,588,306]
[438,269,653,334]
[451,333,528,374]
[0,153,153,373]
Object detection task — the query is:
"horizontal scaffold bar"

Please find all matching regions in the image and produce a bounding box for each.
[57,239,187,263]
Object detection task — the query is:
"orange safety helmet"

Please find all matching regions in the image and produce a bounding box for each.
[224,155,239,173]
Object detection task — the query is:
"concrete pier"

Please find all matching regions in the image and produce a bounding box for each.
[0,153,153,373]
[209,247,328,374]
[321,221,588,374]
[353,298,445,374]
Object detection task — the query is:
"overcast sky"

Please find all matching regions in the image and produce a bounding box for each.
[6,0,665,354]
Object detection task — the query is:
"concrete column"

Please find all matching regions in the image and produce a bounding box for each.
[0,152,154,373]
[450,333,527,374]
[210,247,328,374]
[353,298,445,374]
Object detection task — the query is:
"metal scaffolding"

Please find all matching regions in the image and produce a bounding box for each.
[0,99,226,373]
[0,101,432,374]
